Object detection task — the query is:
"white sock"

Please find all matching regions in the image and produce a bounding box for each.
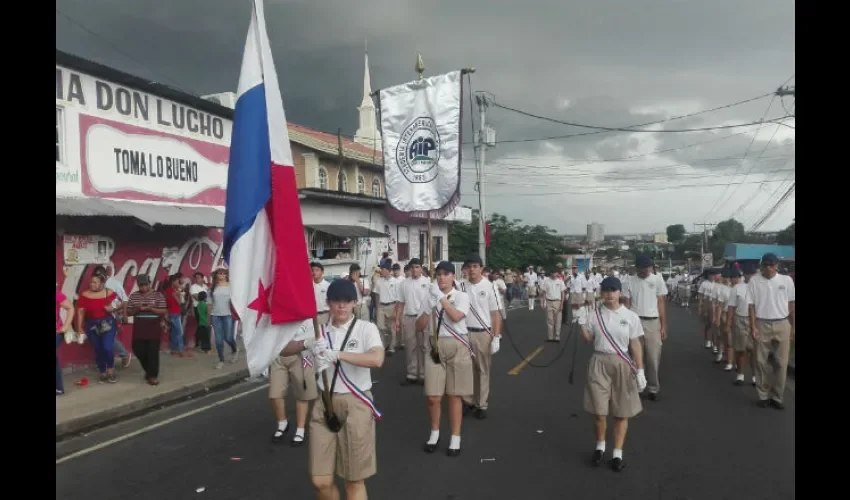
[612,448,623,459]
[295,428,305,438]
[278,420,288,431]
[736,373,744,381]
[427,430,440,445]
[596,440,606,452]
[449,435,461,450]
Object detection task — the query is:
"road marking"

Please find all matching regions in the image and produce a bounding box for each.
[56,383,269,465]
[508,346,545,375]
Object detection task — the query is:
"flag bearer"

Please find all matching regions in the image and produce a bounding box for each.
[308,279,385,500]
[395,258,430,385]
[269,319,319,446]
[540,270,567,342]
[747,253,795,410]
[311,262,330,325]
[579,277,646,472]
[459,256,502,419]
[623,256,667,401]
[373,262,399,355]
[423,261,474,456]
[725,265,757,386]
[697,270,718,350]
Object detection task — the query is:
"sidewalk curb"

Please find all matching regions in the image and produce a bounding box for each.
[56,369,250,440]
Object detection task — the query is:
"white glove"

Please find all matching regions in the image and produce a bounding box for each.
[490,337,500,355]
[314,356,331,374]
[311,337,328,356]
[636,369,647,392]
[429,283,445,302]
[319,349,339,364]
[303,336,315,350]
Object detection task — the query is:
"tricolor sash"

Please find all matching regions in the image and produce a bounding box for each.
[595,308,638,376]
[460,282,495,337]
[438,319,476,359]
[321,323,382,420]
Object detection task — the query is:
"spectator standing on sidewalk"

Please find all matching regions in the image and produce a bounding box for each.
[76,274,119,383]
[210,268,239,368]
[189,272,211,352]
[93,265,132,368]
[126,275,167,385]
[164,274,191,357]
[56,285,74,395]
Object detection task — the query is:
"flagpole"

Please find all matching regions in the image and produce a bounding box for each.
[312,317,336,421]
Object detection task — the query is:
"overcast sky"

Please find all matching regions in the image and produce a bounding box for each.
[56,0,795,235]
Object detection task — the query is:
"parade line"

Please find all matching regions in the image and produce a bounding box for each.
[507,345,545,375]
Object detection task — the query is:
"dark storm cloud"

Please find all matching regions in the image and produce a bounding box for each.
[56,0,795,232]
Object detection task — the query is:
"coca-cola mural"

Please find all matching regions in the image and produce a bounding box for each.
[56,229,225,369]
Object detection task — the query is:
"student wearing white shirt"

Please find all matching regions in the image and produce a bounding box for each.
[311,262,330,325]
[423,261,474,457]
[395,258,431,385]
[344,263,371,321]
[490,270,508,318]
[523,267,539,309]
[307,279,385,498]
[567,266,590,321]
[698,270,719,350]
[269,319,318,446]
[459,256,502,419]
[373,262,400,354]
[747,253,796,410]
[579,276,646,472]
[725,265,757,386]
[712,271,733,367]
[540,270,567,342]
[623,256,668,401]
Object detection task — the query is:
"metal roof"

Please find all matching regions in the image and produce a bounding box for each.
[56,197,224,228]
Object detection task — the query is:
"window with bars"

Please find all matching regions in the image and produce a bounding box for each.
[307,228,357,260]
[317,168,328,190]
[372,178,382,197]
[56,107,64,163]
[397,225,410,260]
[338,171,348,192]
[357,175,365,194]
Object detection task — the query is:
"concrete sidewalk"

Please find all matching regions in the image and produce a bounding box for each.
[56,346,250,439]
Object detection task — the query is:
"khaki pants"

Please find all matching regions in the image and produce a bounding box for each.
[754,318,792,403]
[376,304,396,349]
[402,315,426,380]
[640,318,663,394]
[545,299,563,340]
[462,331,493,409]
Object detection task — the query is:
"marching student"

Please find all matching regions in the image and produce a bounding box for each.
[395,258,431,385]
[308,279,385,500]
[579,277,646,472]
[623,256,667,401]
[459,255,502,420]
[712,270,733,368]
[423,261,474,457]
[698,269,719,350]
[540,269,566,342]
[747,253,796,410]
[725,265,757,386]
[269,319,319,446]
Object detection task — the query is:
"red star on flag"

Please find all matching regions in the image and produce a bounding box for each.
[247,279,272,327]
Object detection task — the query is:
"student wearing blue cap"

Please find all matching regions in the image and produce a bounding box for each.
[579,276,646,472]
[623,256,668,401]
[725,265,757,386]
[746,253,796,410]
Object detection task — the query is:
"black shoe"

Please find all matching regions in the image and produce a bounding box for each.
[271,425,289,443]
[417,379,425,386]
[400,378,418,386]
[463,404,476,416]
[647,393,659,402]
[611,457,625,472]
[757,399,770,408]
[591,450,603,466]
[733,379,744,386]
[475,408,488,420]
[423,438,440,454]
[769,399,785,410]
[291,433,306,447]
[446,447,461,457]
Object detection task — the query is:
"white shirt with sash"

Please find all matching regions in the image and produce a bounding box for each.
[460,278,499,334]
[580,305,644,372]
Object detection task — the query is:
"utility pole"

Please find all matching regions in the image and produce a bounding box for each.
[475,92,491,264]
[693,222,716,271]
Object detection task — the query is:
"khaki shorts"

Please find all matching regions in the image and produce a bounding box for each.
[584,352,642,419]
[309,392,377,482]
[269,355,318,401]
[527,286,538,298]
[702,305,714,326]
[569,293,585,306]
[732,315,753,352]
[424,336,474,397]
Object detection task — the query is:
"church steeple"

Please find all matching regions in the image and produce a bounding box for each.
[354,42,381,151]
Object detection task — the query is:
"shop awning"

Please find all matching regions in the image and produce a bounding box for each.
[56,197,225,228]
[306,224,387,238]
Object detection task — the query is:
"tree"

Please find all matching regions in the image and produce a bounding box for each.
[776,219,795,245]
[666,224,686,243]
[448,210,576,270]
[708,218,747,260]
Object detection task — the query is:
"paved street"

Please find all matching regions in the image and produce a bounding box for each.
[56,303,794,500]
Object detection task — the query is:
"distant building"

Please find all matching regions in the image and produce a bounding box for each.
[654,233,668,244]
[587,222,604,243]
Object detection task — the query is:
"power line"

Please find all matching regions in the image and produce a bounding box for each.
[460,177,787,197]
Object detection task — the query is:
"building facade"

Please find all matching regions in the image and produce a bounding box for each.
[56,49,470,369]
[586,222,604,244]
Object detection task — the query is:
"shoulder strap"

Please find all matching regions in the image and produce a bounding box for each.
[595,309,637,375]
[328,318,357,394]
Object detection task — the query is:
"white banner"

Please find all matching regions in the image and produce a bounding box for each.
[379,71,462,217]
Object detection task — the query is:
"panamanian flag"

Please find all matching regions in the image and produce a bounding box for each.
[223,0,316,377]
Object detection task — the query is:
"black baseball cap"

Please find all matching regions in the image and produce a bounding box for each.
[435,261,455,274]
[600,277,622,291]
[761,253,779,265]
[327,278,357,302]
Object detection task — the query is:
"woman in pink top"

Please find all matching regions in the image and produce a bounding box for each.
[56,286,74,395]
